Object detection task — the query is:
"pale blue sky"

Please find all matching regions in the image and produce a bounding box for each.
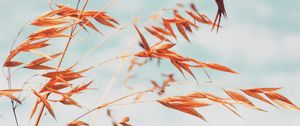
[0,0,300,126]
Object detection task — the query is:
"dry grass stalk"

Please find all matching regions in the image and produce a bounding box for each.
[1,0,298,126]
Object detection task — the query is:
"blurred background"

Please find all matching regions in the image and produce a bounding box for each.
[0,0,300,126]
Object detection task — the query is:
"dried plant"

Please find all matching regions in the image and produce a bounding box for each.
[1,0,298,126]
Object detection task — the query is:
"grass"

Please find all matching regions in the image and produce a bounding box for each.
[1,0,299,126]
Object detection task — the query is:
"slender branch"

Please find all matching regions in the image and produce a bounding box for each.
[69,0,176,68]
[34,1,87,126]
[85,2,177,124]
[34,104,44,126]
[70,25,131,68]
[11,101,19,126]
[33,93,50,126]
[10,20,30,52]
[89,56,125,124]
[97,54,132,67]
[57,0,89,69]
[4,17,31,126]
[15,74,40,107]
[72,89,152,122]
[102,0,119,11]
[7,68,19,126]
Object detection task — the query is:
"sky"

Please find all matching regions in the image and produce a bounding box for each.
[0,0,300,126]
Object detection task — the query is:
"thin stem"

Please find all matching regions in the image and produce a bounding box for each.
[69,0,174,68]
[72,89,152,122]
[97,54,132,67]
[72,54,131,71]
[70,25,130,68]
[11,101,19,126]
[5,12,31,126]
[10,20,30,52]
[102,0,119,11]
[34,105,44,126]
[86,3,175,124]
[33,93,50,126]
[57,0,88,69]
[202,68,212,80]
[15,74,40,108]
[7,68,19,126]
[34,1,87,126]
[89,55,126,124]
[4,17,30,126]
